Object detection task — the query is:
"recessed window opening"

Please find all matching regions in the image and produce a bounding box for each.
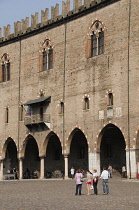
[1,53,10,82]
[86,20,104,58]
[60,102,64,114]
[40,39,53,72]
[20,105,23,121]
[108,93,113,106]
[5,107,9,123]
[84,97,89,110]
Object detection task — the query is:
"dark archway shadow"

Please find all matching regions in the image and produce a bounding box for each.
[23,136,40,179]
[100,124,126,175]
[44,134,64,178]
[68,129,88,176]
[4,138,18,174]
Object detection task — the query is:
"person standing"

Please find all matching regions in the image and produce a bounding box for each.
[122,166,127,178]
[86,171,93,195]
[100,167,109,195]
[93,169,98,195]
[108,165,112,178]
[70,167,75,179]
[75,169,83,195]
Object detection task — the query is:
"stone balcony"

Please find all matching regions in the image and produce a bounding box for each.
[24,113,50,130]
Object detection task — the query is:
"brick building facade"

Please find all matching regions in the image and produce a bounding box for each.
[0,0,138,179]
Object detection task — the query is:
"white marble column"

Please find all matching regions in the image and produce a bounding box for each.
[40,156,45,179]
[19,158,23,180]
[89,150,100,175]
[64,155,68,179]
[126,148,137,179]
[0,160,4,180]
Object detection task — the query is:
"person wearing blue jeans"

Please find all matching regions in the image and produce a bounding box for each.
[100,168,109,195]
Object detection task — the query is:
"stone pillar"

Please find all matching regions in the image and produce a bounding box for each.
[130,149,137,178]
[0,160,4,180]
[40,156,45,179]
[89,150,100,175]
[64,155,69,179]
[19,158,23,180]
[126,148,137,179]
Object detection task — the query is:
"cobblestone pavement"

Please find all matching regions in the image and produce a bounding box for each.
[0,177,139,210]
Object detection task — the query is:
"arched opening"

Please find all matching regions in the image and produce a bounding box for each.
[100,124,126,175]
[23,136,40,179]
[44,134,64,178]
[68,129,88,175]
[3,138,18,174]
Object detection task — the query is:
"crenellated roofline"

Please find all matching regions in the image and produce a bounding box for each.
[0,0,120,46]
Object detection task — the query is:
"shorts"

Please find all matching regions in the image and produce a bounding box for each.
[86,181,91,184]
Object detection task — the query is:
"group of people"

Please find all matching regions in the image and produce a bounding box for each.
[73,167,109,195]
[7,168,18,179]
[71,165,127,195]
[73,168,109,195]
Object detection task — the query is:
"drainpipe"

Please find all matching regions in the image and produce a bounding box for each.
[127,0,131,179]
[63,20,67,177]
[17,37,21,167]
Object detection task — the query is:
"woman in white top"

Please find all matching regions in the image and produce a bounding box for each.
[86,171,93,195]
[93,169,98,195]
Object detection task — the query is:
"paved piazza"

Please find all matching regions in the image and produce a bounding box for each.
[0,178,139,210]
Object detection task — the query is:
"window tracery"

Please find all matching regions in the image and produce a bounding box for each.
[39,39,53,71]
[86,20,105,58]
[0,53,10,82]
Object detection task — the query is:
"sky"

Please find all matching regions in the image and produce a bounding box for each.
[0,0,75,35]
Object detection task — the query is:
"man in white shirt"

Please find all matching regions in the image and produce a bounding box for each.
[100,167,109,195]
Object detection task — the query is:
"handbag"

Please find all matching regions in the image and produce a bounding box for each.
[90,185,94,190]
[80,177,84,182]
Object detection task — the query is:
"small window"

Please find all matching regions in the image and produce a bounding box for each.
[60,102,64,114]
[108,93,113,106]
[83,97,89,110]
[58,101,64,115]
[5,107,9,123]
[19,105,23,121]
[0,53,10,82]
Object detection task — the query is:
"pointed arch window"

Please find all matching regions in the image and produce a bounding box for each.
[0,53,10,82]
[108,92,113,106]
[39,39,53,72]
[58,101,64,115]
[83,96,89,110]
[86,20,105,58]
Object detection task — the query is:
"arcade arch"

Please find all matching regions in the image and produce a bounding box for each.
[68,128,88,173]
[98,123,126,175]
[44,132,64,177]
[22,135,40,178]
[2,138,18,174]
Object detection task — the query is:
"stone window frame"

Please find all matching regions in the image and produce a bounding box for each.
[0,53,10,83]
[83,94,90,110]
[86,19,106,58]
[108,92,113,107]
[5,106,9,124]
[19,104,24,122]
[58,101,64,115]
[39,38,54,72]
